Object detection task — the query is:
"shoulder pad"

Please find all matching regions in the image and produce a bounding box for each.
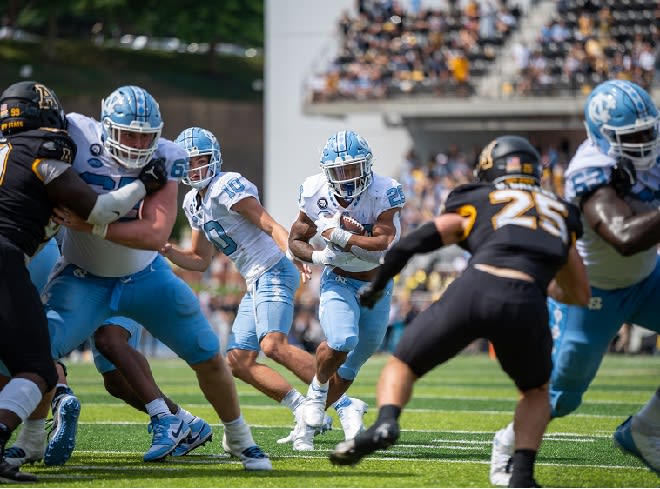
[37,133,76,164]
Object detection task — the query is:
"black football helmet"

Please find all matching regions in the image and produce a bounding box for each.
[474,135,542,185]
[0,81,67,135]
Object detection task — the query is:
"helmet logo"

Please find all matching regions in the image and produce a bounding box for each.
[588,92,616,125]
[34,84,58,110]
[478,139,497,171]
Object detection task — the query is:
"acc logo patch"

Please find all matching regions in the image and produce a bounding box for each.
[317,197,328,209]
[588,92,616,125]
[90,143,102,156]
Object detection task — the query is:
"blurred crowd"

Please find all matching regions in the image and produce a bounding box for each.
[307,0,524,102]
[507,0,660,96]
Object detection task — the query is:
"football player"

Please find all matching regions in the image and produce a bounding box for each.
[329,135,590,488]
[490,79,660,484]
[0,80,164,481]
[33,86,271,470]
[288,129,405,447]
[164,127,336,450]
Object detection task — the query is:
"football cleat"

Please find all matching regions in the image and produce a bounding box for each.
[490,427,515,486]
[329,419,400,466]
[172,416,213,457]
[303,382,328,428]
[337,398,368,441]
[3,443,44,467]
[613,415,660,474]
[0,461,38,483]
[143,414,191,462]
[44,392,81,466]
[276,413,333,448]
[222,425,272,471]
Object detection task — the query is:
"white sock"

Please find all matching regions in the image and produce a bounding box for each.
[175,407,195,424]
[15,418,46,446]
[281,389,305,412]
[332,394,351,411]
[634,388,660,428]
[145,398,169,418]
[310,376,329,392]
[501,422,515,446]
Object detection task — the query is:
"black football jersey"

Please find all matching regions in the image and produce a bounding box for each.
[444,181,583,290]
[0,129,74,256]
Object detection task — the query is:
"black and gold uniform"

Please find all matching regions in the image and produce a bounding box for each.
[397,180,582,391]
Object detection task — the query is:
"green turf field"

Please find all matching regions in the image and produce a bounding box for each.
[14,352,658,487]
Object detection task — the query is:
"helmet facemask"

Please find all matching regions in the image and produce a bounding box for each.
[102,120,161,169]
[601,116,660,170]
[175,127,222,189]
[323,156,372,199]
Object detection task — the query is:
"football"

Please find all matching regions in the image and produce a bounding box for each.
[340,215,366,235]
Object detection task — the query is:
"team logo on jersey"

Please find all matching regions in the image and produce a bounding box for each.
[90,143,102,156]
[317,197,328,209]
[587,92,616,125]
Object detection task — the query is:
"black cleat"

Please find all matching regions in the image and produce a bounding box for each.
[0,460,38,483]
[329,420,400,466]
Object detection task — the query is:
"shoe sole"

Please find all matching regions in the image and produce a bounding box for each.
[44,397,81,466]
[172,431,213,457]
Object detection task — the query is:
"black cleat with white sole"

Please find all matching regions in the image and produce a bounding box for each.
[329,420,400,466]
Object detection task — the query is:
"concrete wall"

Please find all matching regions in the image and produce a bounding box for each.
[264,0,412,227]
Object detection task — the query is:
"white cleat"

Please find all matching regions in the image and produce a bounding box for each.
[303,383,329,428]
[489,427,514,486]
[3,441,45,467]
[613,415,660,474]
[337,398,368,441]
[222,425,272,471]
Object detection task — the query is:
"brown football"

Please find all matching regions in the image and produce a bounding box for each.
[340,215,366,235]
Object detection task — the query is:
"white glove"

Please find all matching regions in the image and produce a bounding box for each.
[311,247,355,267]
[315,212,341,234]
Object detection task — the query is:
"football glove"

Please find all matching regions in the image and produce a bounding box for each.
[358,282,384,309]
[139,157,168,194]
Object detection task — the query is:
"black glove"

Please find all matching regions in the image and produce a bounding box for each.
[139,157,168,194]
[610,157,636,197]
[358,283,384,309]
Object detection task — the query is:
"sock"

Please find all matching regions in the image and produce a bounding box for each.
[281,389,305,412]
[15,418,46,446]
[635,388,660,427]
[310,376,329,392]
[145,398,170,418]
[223,414,244,432]
[332,394,352,411]
[509,449,536,486]
[377,404,402,422]
[501,421,515,446]
[175,407,195,424]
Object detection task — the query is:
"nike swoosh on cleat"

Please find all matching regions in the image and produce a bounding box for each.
[171,421,185,438]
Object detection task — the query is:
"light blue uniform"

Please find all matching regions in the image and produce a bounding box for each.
[549,140,660,417]
[42,113,219,367]
[297,172,404,380]
[182,171,299,352]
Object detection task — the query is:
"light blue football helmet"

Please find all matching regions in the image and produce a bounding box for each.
[584,80,660,170]
[174,127,222,189]
[320,130,373,198]
[101,85,163,168]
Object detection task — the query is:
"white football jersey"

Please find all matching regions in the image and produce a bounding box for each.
[61,113,187,277]
[298,172,405,272]
[564,139,660,289]
[183,171,283,287]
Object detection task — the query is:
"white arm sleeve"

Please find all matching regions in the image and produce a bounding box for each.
[86,180,147,225]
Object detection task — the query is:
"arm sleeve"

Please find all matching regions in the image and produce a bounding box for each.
[86,180,147,225]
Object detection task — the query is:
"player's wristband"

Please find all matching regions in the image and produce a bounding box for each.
[92,223,108,238]
[329,228,352,248]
